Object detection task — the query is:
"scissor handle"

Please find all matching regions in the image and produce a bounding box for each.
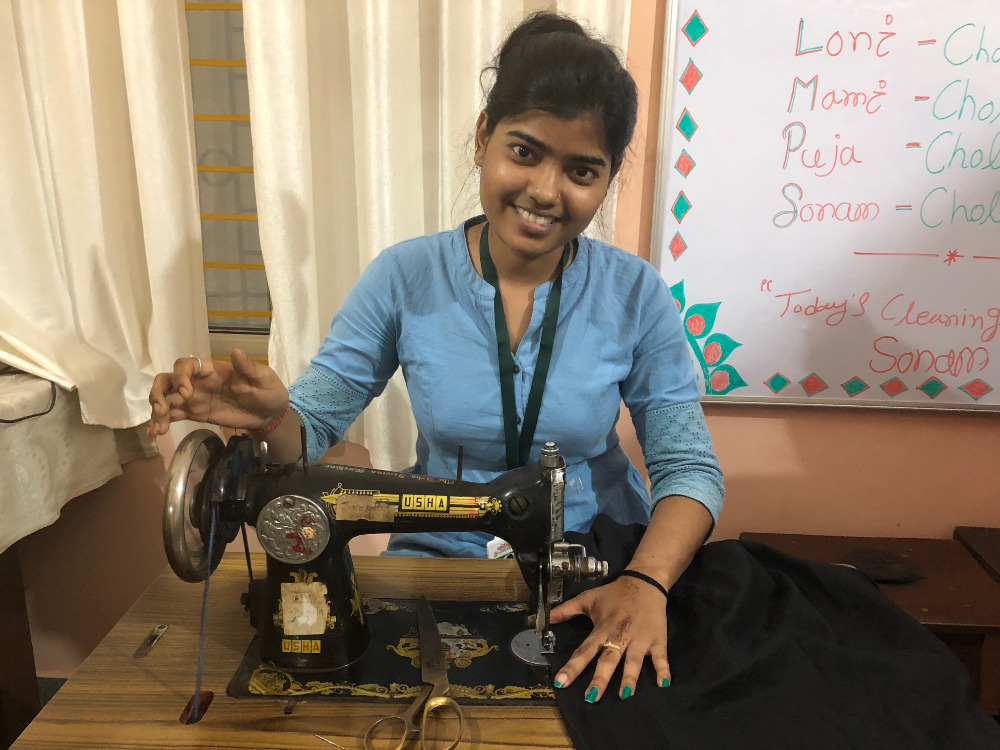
[420,695,464,750]
[363,713,414,750]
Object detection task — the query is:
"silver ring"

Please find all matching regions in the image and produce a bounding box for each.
[189,355,203,375]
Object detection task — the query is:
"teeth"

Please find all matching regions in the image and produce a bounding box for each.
[515,206,554,226]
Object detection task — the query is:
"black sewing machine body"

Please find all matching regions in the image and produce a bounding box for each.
[163,430,605,674]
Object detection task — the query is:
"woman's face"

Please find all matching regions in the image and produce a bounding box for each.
[474,110,613,265]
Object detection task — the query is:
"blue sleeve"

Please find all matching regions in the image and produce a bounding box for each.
[634,402,724,524]
[621,268,724,523]
[288,364,370,462]
[289,251,401,461]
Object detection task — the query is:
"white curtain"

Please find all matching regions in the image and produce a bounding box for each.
[244,0,631,470]
[0,0,209,430]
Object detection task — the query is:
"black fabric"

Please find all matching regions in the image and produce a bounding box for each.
[553,515,1000,750]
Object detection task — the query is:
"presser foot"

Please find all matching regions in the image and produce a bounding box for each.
[510,628,556,667]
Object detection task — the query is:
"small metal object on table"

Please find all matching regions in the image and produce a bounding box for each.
[739,532,1000,715]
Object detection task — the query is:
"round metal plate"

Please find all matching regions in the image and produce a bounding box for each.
[510,629,553,667]
[162,429,226,582]
[256,495,331,564]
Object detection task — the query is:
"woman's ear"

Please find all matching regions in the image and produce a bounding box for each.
[473,111,489,167]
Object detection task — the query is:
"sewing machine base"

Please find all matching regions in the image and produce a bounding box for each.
[228,597,556,704]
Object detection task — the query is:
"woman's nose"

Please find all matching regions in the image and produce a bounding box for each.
[527,163,560,207]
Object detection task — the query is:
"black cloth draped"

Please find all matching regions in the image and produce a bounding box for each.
[552,516,1000,750]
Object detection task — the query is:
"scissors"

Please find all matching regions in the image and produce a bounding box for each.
[363,595,464,750]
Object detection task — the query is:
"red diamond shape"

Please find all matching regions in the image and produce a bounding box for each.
[960,379,992,400]
[675,151,695,177]
[800,373,828,396]
[669,232,687,260]
[679,60,703,93]
[880,377,907,397]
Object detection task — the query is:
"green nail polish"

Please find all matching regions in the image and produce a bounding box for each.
[553,679,564,688]
[660,677,671,687]
[585,686,599,703]
[621,685,633,699]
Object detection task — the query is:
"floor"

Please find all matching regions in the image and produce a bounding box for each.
[2,679,65,750]
[36,678,65,709]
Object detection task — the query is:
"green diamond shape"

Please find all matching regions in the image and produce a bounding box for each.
[917,377,946,399]
[671,192,692,223]
[765,373,791,393]
[841,377,869,397]
[682,11,709,46]
[676,109,698,141]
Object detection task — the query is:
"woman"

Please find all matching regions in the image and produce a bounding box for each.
[148,11,723,704]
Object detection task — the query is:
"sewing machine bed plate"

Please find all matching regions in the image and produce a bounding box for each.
[228,598,554,704]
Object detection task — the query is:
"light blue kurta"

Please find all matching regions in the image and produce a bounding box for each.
[288,219,723,557]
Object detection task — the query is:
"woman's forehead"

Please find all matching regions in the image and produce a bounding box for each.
[494,110,610,160]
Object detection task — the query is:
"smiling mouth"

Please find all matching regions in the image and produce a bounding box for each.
[514,205,558,227]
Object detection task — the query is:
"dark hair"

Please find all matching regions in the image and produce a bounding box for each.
[482,12,638,175]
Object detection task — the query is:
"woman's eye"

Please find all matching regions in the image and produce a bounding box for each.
[512,144,533,159]
[572,166,597,181]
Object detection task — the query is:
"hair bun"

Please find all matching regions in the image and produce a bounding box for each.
[496,12,587,67]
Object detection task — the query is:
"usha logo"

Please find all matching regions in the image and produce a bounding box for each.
[671,280,747,396]
[400,494,450,512]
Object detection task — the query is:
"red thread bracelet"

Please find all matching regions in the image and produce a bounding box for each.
[256,403,290,435]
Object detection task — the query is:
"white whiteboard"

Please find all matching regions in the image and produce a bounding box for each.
[654,0,1000,408]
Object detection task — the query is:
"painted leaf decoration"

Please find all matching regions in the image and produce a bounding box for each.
[684,302,721,339]
[708,364,748,395]
[703,333,741,366]
[669,281,686,312]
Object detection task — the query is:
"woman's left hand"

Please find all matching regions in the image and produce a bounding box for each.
[549,575,670,702]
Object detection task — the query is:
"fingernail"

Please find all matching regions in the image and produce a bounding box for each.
[660,677,671,687]
[585,686,599,703]
[553,674,566,689]
[620,685,633,699]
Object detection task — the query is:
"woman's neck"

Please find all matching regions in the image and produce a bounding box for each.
[466,221,571,289]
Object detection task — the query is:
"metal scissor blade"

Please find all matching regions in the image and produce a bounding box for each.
[416,595,449,693]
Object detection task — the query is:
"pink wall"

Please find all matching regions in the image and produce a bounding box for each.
[19,456,168,678]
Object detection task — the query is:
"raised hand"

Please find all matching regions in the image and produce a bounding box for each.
[147,348,288,436]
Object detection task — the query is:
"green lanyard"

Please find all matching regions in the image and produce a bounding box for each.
[479,223,570,469]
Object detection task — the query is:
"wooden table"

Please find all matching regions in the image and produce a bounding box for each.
[955,526,1000,583]
[12,554,572,749]
[739,533,1000,715]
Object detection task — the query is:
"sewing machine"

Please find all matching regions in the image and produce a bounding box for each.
[162,429,607,674]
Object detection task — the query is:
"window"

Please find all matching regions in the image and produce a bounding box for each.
[185,2,268,360]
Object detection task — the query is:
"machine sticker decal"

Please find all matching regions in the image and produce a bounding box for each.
[315,463,458,484]
[400,493,449,512]
[247,667,554,700]
[388,621,498,668]
[396,494,499,518]
[322,485,399,521]
[280,638,323,654]
[320,484,499,519]
[281,579,330,636]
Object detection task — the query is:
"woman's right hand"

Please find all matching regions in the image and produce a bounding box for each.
[147,348,288,437]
